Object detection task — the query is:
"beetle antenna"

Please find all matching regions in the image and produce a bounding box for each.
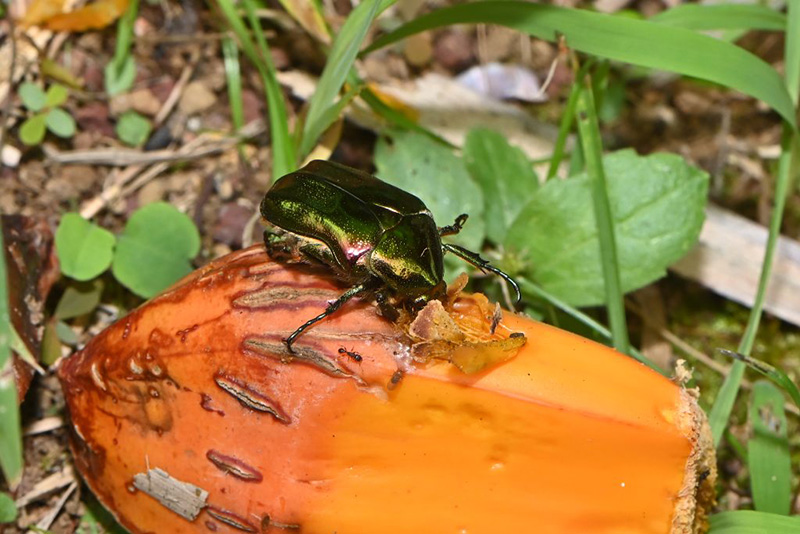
[442,243,522,304]
[438,214,469,237]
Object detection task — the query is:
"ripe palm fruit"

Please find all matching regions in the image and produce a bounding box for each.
[59,246,715,534]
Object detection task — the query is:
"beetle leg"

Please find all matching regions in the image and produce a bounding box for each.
[442,243,522,304]
[375,290,400,322]
[438,214,469,237]
[284,282,372,353]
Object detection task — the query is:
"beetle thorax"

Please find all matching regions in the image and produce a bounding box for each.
[365,214,445,300]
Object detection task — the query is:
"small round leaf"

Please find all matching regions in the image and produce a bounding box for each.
[19,113,47,146]
[18,82,45,112]
[0,492,16,523]
[45,108,76,138]
[56,213,116,281]
[112,203,201,298]
[115,111,152,147]
[44,84,69,108]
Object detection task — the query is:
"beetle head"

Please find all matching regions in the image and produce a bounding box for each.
[367,214,445,303]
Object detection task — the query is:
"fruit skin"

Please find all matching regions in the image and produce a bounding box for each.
[59,246,715,534]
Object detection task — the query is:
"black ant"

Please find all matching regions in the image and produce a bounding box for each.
[338,347,363,363]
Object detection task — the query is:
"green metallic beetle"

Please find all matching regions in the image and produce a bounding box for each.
[260,159,520,352]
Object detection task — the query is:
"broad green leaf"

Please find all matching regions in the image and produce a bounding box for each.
[463,128,538,244]
[19,82,45,112]
[709,511,800,533]
[0,220,22,490]
[650,4,785,32]
[748,380,791,515]
[0,492,16,523]
[45,108,76,138]
[115,110,152,147]
[299,0,385,157]
[364,2,796,129]
[44,84,69,107]
[54,279,104,320]
[104,55,136,97]
[505,150,708,306]
[55,213,116,281]
[112,203,200,298]
[374,130,485,251]
[19,113,47,146]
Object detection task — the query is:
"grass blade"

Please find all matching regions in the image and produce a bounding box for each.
[0,220,22,490]
[720,349,800,409]
[275,0,330,43]
[650,4,785,32]
[708,2,800,447]
[222,37,244,132]
[359,86,454,148]
[574,80,630,355]
[242,0,294,176]
[710,511,800,533]
[217,0,295,177]
[364,2,796,128]
[748,380,791,515]
[299,0,386,157]
[546,60,593,181]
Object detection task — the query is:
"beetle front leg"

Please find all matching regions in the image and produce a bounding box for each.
[442,243,522,304]
[438,214,469,237]
[285,283,371,353]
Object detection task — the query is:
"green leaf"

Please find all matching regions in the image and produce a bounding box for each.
[55,213,116,281]
[505,150,708,306]
[709,511,800,533]
[463,128,538,244]
[41,320,62,367]
[19,82,45,112]
[45,108,76,138]
[112,203,200,298]
[0,220,22,490]
[19,113,47,146]
[374,130,485,251]
[56,320,79,346]
[299,0,384,157]
[105,0,139,96]
[0,492,16,523]
[364,2,796,129]
[104,55,136,97]
[54,279,104,320]
[748,380,791,515]
[650,4,785,32]
[115,110,152,147]
[44,84,69,108]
